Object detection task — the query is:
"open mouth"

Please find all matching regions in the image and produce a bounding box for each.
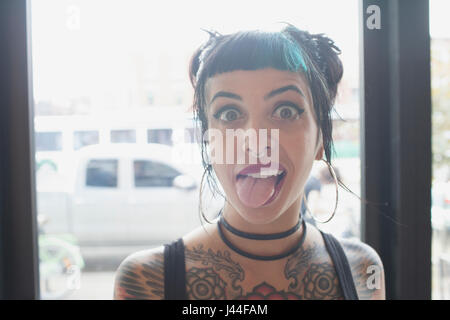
[235,164,287,208]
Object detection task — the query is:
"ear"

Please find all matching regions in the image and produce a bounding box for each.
[315,144,324,161]
[315,135,324,161]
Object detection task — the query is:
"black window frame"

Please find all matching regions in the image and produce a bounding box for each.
[0,0,432,299]
[360,0,432,299]
[0,0,39,299]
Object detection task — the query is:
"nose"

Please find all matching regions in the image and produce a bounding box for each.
[237,113,278,164]
[241,129,273,164]
[244,138,271,158]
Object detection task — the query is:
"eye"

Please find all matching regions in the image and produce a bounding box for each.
[213,106,242,122]
[272,102,304,120]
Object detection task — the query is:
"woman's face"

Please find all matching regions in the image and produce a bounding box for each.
[205,68,324,224]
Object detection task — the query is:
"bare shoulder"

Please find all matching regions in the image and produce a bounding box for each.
[339,237,386,300]
[113,245,165,300]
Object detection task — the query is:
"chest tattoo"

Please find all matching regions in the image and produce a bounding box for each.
[184,243,344,300]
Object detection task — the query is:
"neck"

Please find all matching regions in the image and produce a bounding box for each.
[219,198,304,258]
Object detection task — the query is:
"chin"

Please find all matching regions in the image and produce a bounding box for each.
[242,207,283,225]
[228,194,292,225]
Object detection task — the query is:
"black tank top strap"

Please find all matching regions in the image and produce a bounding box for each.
[163,238,187,300]
[320,231,359,300]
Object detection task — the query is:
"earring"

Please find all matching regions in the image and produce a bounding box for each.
[303,159,338,224]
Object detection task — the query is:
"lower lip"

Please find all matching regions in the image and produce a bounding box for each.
[261,172,287,207]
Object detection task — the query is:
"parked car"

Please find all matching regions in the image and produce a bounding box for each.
[37,143,223,263]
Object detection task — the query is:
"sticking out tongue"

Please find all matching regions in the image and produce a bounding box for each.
[235,175,278,208]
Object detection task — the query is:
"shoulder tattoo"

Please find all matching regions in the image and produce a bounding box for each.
[341,240,385,300]
[114,251,165,300]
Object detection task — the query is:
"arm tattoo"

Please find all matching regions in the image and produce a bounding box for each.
[114,252,164,300]
[342,241,385,300]
[141,258,165,297]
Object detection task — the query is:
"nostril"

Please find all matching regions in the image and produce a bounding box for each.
[246,145,271,159]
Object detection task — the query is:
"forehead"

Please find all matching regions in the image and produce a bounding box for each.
[205,68,311,103]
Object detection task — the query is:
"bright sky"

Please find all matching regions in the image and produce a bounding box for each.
[30,0,360,105]
[30,0,447,106]
[430,0,450,38]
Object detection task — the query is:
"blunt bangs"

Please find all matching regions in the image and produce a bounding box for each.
[200,31,308,80]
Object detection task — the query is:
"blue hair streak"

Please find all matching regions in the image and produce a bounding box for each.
[199,30,308,81]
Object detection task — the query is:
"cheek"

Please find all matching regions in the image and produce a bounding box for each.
[280,121,318,188]
[280,119,318,162]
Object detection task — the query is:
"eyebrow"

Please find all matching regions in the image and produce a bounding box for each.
[209,85,305,104]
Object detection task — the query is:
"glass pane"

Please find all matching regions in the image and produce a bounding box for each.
[430,0,450,300]
[86,159,118,188]
[35,132,63,151]
[134,160,180,187]
[30,0,361,299]
[110,130,136,143]
[74,131,99,150]
[147,129,173,146]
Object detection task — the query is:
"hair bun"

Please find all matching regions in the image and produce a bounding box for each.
[311,34,343,104]
[282,24,343,104]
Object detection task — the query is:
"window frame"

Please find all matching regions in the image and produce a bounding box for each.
[360,0,432,299]
[0,0,40,299]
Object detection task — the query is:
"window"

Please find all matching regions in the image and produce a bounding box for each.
[431,0,450,300]
[27,0,362,300]
[86,159,118,188]
[0,0,438,302]
[134,160,180,187]
[35,132,62,151]
[147,129,173,146]
[73,130,99,150]
[110,130,136,143]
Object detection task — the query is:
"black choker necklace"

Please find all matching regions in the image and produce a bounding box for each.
[217,217,307,261]
[219,214,301,240]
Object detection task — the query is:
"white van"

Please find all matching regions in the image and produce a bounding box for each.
[37,143,223,260]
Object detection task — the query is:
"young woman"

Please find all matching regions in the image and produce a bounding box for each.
[114,24,385,300]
